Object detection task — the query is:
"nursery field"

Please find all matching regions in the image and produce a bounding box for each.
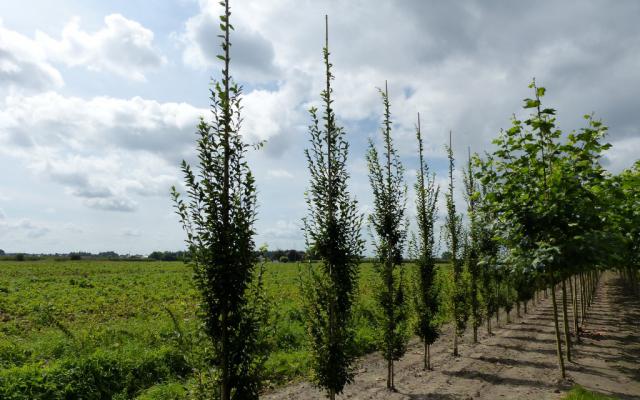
[0,259,453,399]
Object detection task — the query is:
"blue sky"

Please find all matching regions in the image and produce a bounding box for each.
[1,0,639,254]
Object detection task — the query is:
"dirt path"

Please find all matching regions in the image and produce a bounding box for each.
[264,272,640,399]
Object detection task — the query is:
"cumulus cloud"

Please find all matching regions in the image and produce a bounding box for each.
[179,0,640,169]
[0,92,206,211]
[35,14,166,81]
[0,19,64,91]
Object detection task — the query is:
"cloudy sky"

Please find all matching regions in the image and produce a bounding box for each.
[1,0,639,254]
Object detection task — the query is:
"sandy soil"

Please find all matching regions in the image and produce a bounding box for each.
[263,272,640,399]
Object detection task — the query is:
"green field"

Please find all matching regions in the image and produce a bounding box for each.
[0,259,452,399]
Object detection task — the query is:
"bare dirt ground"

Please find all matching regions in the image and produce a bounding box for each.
[264,272,640,399]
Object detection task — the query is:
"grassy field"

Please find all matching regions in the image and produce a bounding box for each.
[0,259,452,399]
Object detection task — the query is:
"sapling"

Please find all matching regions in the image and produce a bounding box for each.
[366,82,409,390]
[171,1,266,398]
[412,113,441,369]
[301,16,365,400]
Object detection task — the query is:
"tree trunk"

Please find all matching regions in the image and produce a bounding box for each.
[580,273,586,324]
[387,358,392,389]
[329,389,335,400]
[424,342,431,370]
[496,308,499,328]
[571,275,580,342]
[561,278,571,362]
[487,312,492,335]
[551,281,566,378]
[524,300,528,314]
[221,311,230,400]
[473,324,478,344]
[391,359,395,389]
[453,326,459,356]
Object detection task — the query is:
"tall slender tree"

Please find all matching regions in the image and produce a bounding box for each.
[366,82,409,390]
[301,16,365,400]
[171,1,264,398]
[445,132,467,357]
[412,113,441,370]
[464,149,482,343]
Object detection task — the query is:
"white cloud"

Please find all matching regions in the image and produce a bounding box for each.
[0,19,63,91]
[261,219,301,240]
[0,92,205,211]
[35,14,166,81]
[267,169,293,179]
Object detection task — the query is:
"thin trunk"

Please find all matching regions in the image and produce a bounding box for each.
[571,275,580,342]
[221,312,229,400]
[391,360,395,389]
[524,300,528,314]
[453,326,459,356]
[387,358,392,389]
[329,389,335,400]
[561,278,571,362]
[496,308,499,328]
[427,344,431,370]
[473,324,478,344]
[517,301,521,318]
[551,282,566,378]
[580,273,586,324]
[424,341,429,370]
[487,311,492,335]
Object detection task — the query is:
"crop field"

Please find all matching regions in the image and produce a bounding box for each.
[0,259,452,399]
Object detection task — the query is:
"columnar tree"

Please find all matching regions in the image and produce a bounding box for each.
[301,16,365,400]
[171,1,264,398]
[445,132,467,356]
[366,82,409,390]
[412,113,440,370]
[464,150,482,343]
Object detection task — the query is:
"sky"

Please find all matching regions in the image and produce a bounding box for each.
[0,0,639,255]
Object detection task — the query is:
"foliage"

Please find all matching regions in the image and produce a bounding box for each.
[301,16,365,399]
[445,132,468,354]
[463,149,482,341]
[474,79,614,376]
[366,82,409,389]
[170,1,265,398]
[562,385,619,400]
[411,113,441,361]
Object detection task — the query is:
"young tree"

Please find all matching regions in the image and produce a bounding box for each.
[412,113,441,370]
[445,132,467,356]
[301,16,365,400]
[464,149,482,343]
[366,82,409,390]
[171,1,264,398]
[473,157,500,335]
[476,80,612,377]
